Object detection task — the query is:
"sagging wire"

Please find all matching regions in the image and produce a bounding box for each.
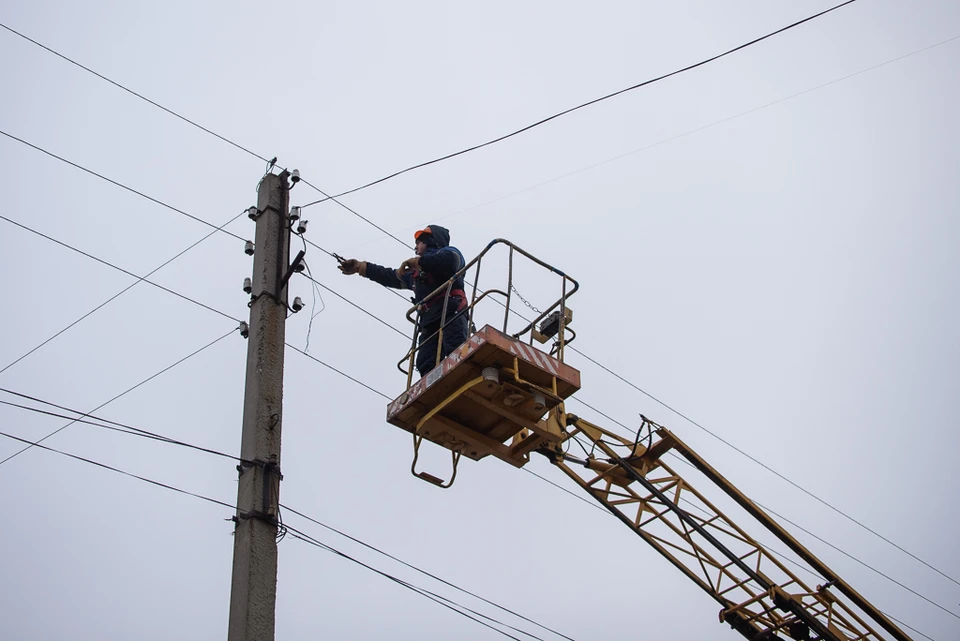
[291,226,326,353]
[301,259,326,353]
[281,523,531,641]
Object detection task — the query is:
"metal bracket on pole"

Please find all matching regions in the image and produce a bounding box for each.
[279,250,306,294]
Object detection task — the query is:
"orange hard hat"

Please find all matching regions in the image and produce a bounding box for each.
[414,227,433,242]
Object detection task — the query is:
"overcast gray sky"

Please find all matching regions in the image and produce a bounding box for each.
[1,1,958,639]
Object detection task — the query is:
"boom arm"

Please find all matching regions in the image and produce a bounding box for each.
[543,413,912,641]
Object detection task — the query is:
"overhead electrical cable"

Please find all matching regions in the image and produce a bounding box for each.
[0,214,384,412]
[0,130,245,241]
[0,209,245,377]
[0,429,234,509]
[0,425,560,641]
[754,499,960,620]
[0,386,574,640]
[0,22,409,249]
[299,272,411,340]
[0,21,270,165]
[882,614,936,641]
[0,326,238,467]
[285,343,392,400]
[9,372,940,635]
[259,524,528,641]
[556,398,960,621]
[0,388,239,462]
[299,0,859,206]
[297,179,412,249]
[565,343,960,589]
[0,214,242,325]
[281,504,576,641]
[419,33,960,230]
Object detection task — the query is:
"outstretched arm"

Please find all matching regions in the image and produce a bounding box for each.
[339,258,412,290]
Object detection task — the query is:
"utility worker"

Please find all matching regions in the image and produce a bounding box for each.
[338,224,469,377]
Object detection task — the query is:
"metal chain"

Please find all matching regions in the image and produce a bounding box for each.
[510,285,541,314]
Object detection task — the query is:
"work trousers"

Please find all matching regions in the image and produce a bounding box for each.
[415,308,469,377]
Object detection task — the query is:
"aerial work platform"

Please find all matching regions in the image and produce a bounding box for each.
[386,239,580,487]
[387,324,580,475]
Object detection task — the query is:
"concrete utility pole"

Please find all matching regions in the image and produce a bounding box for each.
[228,171,292,641]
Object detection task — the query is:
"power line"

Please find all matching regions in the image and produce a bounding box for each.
[0,209,245,377]
[297,179,412,249]
[299,272,411,340]
[420,33,960,230]
[0,428,234,509]
[661,461,939,641]
[0,326,238,467]
[0,129,405,365]
[0,211,386,411]
[566,343,960,589]
[299,0,859,206]
[755,498,960,621]
[564,394,959,620]
[0,422,560,640]
[281,504,576,641]
[0,384,574,639]
[284,342,392,400]
[10,410,937,641]
[268,523,531,641]
[884,613,936,641]
[0,22,407,250]
[0,388,239,462]
[0,21,270,165]
[0,214,242,324]
[0,129,246,242]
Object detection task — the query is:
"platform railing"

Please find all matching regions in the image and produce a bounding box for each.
[396,239,579,389]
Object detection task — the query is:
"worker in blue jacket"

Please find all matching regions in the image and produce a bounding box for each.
[338,224,469,376]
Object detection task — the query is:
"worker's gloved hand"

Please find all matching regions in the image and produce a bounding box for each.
[396,257,420,279]
[339,259,365,276]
